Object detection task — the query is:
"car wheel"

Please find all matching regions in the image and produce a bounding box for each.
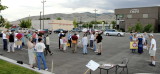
[117,33,121,37]
[106,33,109,36]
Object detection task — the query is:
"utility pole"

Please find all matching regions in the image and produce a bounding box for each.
[42,0,46,29]
[40,11,42,29]
[93,9,98,29]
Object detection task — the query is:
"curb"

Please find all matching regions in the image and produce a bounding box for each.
[0,55,54,74]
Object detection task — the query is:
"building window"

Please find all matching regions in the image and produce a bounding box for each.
[143,14,148,18]
[117,14,124,18]
[127,14,132,18]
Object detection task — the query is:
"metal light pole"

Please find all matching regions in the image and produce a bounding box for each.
[42,0,46,29]
[93,9,98,29]
[40,11,42,29]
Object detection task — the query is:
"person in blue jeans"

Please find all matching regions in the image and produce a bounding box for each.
[35,38,48,70]
[82,34,88,55]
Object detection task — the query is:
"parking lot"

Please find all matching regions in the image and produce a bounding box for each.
[0,33,160,74]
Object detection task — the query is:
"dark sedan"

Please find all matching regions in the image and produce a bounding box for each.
[53,29,68,33]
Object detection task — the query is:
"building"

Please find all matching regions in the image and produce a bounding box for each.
[115,6,160,32]
[11,20,74,30]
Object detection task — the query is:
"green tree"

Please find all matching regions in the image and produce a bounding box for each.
[0,3,8,27]
[73,19,78,28]
[135,22,143,32]
[128,26,135,32]
[111,21,116,29]
[19,19,32,28]
[0,4,8,11]
[143,24,153,33]
[82,24,87,28]
[4,21,11,29]
[0,15,6,27]
[88,23,93,28]
[56,17,62,20]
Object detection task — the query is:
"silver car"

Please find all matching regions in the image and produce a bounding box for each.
[103,29,125,37]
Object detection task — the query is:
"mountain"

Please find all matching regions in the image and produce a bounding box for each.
[16,12,115,23]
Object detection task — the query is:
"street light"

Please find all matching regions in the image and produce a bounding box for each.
[42,0,46,29]
[40,11,42,29]
[93,9,98,29]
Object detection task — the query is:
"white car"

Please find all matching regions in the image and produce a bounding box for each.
[103,29,125,37]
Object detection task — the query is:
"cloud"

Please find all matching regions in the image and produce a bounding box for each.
[1,0,160,21]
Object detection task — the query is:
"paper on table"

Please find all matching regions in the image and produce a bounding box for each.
[86,60,100,71]
[103,64,112,67]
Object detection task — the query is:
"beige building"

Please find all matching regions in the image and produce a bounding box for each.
[48,20,74,30]
[11,20,74,30]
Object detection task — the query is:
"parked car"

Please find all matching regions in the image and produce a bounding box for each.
[71,28,82,32]
[53,29,68,33]
[86,29,103,34]
[103,29,125,37]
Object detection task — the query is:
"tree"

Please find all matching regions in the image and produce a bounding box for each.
[4,21,11,29]
[73,19,78,28]
[135,22,143,32]
[56,17,62,20]
[0,4,8,11]
[82,24,87,28]
[143,24,153,33]
[19,19,32,28]
[128,26,135,32]
[111,21,116,29]
[0,4,8,27]
[0,15,5,27]
[88,23,93,28]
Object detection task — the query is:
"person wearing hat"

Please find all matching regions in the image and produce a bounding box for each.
[149,34,157,66]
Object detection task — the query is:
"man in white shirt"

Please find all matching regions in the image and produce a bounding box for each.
[82,34,88,54]
[149,34,156,66]
[90,32,94,49]
[2,31,8,51]
[35,38,48,70]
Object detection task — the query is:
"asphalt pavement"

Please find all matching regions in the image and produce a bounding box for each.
[0,33,160,74]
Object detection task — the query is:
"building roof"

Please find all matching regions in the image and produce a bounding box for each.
[115,6,160,10]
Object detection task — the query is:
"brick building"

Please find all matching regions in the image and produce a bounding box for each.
[115,6,160,32]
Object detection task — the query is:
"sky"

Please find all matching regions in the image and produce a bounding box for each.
[1,0,160,21]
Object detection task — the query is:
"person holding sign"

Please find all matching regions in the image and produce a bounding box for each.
[131,34,138,53]
[149,34,157,66]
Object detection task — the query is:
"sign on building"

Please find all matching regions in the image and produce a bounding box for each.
[130,9,139,13]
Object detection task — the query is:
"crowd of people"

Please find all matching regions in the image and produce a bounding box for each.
[58,31,103,55]
[129,32,157,66]
[2,30,51,70]
[1,30,103,70]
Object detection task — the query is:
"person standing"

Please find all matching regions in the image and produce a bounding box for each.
[32,31,38,44]
[96,33,103,55]
[71,34,78,53]
[132,34,138,53]
[149,34,157,66]
[7,31,15,52]
[67,31,72,48]
[138,35,143,54]
[82,34,88,55]
[58,31,64,49]
[62,35,68,52]
[45,35,53,55]
[89,32,94,49]
[27,37,36,68]
[35,38,48,70]
[93,33,98,52]
[2,31,8,51]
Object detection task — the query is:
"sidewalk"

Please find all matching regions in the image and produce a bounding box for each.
[0,55,54,74]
